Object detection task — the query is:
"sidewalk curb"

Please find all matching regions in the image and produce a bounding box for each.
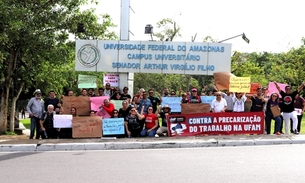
[1,138,305,152]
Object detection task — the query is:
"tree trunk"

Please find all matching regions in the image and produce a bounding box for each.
[0,82,10,134]
[9,82,25,132]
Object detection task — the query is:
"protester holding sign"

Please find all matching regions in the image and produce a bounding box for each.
[250,88,265,112]
[124,107,144,137]
[274,82,305,134]
[265,93,282,135]
[140,106,159,137]
[100,99,114,116]
[233,93,246,112]
[188,88,201,103]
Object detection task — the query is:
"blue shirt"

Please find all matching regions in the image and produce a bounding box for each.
[137,98,152,114]
[26,97,45,118]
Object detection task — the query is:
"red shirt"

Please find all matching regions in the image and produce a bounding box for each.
[144,113,158,129]
[103,103,114,115]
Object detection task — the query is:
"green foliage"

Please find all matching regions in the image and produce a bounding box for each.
[153,18,182,41]
[5,131,17,136]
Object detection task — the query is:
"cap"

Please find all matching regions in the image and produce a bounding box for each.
[162,104,171,110]
[191,88,197,92]
[35,89,41,94]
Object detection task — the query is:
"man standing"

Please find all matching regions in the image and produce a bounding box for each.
[40,105,57,139]
[211,92,227,113]
[137,91,152,114]
[188,88,201,103]
[274,82,305,134]
[148,89,162,113]
[26,89,45,139]
[163,88,170,97]
[104,83,114,97]
[44,90,59,111]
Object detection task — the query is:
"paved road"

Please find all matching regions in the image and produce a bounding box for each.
[1,145,305,183]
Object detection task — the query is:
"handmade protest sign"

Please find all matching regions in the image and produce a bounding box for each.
[102,118,125,136]
[103,74,119,87]
[181,103,210,114]
[268,82,287,97]
[161,97,182,113]
[72,116,102,138]
[249,83,261,94]
[62,96,90,116]
[200,96,216,106]
[229,77,250,93]
[53,114,73,128]
[90,96,109,111]
[214,72,234,90]
[110,100,124,110]
[78,74,97,88]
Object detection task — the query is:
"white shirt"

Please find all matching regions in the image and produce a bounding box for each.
[211,98,227,113]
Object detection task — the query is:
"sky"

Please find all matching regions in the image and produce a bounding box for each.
[82,0,305,53]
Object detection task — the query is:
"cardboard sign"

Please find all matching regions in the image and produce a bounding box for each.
[102,118,125,135]
[200,96,216,106]
[103,73,119,87]
[167,111,264,136]
[72,116,102,138]
[229,77,251,93]
[181,103,210,114]
[110,100,124,110]
[90,96,110,111]
[53,115,73,128]
[161,97,182,113]
[268,82,287,97]
[62,96,91,116]
[213,72,235,90]
[78,74,97,88]
[249,83,261,94]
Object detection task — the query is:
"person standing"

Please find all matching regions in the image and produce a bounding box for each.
[148,89,162,113]
[274,82,305,134]
[155,105,171,137]
[291,94,305,133]
[188,88,202,103]
[211,92,227,113]
[44,90,59,111]
[26,89,45,139]
[250,88,265,112]
[265,93,282,135]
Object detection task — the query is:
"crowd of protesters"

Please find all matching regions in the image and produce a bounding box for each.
[26,81,305,139]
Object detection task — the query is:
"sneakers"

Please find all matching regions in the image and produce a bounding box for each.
[155,134,159,138]
[275,132,281,135]
[293,129,299,135]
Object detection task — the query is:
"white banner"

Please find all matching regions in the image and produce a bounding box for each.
[103,73,119,87]
[54,115,73,128]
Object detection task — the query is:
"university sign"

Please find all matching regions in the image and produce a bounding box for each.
[75,40,232,75]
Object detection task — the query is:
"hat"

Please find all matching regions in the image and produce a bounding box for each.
[162,104,171,110]
[35,89,41,94]
[191,88,197,92]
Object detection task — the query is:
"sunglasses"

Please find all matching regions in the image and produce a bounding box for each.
[131,110,136,112]
[216,95,221,96]
[192,91,196,92]
[113,112,118,114]
[148,108,153,110]
[171,94,176,95]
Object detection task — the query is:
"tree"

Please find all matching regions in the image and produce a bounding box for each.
[153,17,182,41]
[0,0,117,133]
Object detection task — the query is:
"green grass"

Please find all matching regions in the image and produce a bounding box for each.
[20,119,30,129]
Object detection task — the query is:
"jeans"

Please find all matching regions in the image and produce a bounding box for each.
[140,128,157,137]
[30,116,40,139]
[265,112,282,134]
